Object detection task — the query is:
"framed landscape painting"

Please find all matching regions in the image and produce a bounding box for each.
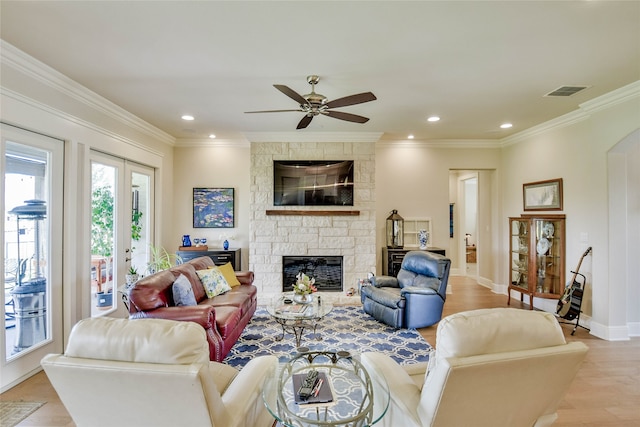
[523,178,563,211]
[193,188,234,228]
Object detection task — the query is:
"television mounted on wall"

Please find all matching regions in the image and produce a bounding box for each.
[273,160,354,206]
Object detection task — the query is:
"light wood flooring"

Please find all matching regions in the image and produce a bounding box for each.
[1,276,639,426]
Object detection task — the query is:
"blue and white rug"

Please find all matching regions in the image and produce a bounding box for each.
[224,306,432,369]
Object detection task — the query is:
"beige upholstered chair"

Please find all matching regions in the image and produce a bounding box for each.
[41,317,277,427]
[362,308,588,427]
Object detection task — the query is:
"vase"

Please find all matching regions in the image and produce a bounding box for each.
[223,239,229,250]
[182,235,191,247]
[293,293,313,304]
[418,229,429,250]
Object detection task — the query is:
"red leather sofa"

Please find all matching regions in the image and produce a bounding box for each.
[127,256,257,362]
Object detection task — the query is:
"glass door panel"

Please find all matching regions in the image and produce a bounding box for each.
[128,169,153,280]
[90,154,154,315]
[90,157,121,315]
[2,124,63,390]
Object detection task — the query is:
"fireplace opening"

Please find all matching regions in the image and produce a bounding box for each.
[282,256,343,292]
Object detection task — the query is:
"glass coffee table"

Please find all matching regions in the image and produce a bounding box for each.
[263,349,390,427]
[266,294,333,347]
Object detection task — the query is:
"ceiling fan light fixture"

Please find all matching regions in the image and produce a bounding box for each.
[246,75,376,129]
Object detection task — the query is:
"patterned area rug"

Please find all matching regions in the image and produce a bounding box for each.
[224,306,432,369]
[0,401,45,427]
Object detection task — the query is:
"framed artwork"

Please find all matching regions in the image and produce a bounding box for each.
[193,188,234,228]
[523,178,563,211]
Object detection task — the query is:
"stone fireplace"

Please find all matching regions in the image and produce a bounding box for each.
[248,136,378,304]
[282,256,343,292]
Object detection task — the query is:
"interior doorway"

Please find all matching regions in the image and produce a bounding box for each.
[450,169,496,284]
[456,172,478,278]
[462,176,478,278]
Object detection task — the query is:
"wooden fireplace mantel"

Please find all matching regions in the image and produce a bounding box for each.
[265,210,360,216]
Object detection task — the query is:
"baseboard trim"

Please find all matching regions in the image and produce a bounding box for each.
[590,322,631,341]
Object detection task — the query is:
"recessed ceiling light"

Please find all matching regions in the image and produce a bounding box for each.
[427,116,440,122]
[408,134,414,139]
[500,123,513,129]
[181,115,194,121]
[209,134,216,139]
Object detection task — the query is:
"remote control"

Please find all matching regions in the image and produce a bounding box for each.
[298,369,319,400]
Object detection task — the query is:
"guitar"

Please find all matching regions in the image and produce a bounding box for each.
[557,247,592,320]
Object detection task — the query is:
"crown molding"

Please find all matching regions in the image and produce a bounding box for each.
[2,87,166,158]
[579,80,640,114]
[499,109,588,147]
[242,131,383,143]
[376,139,501,149]
[1,40,175,146]
[501,80,640,147]
[175,138,250,148]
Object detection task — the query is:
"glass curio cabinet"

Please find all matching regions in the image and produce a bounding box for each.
[508,215,565,309]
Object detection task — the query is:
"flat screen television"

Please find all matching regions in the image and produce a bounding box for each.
[273,160,354,206]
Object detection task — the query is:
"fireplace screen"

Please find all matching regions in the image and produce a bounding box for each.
[282,256,343,292]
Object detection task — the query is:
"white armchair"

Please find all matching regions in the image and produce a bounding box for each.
[41,317,277,427]
[362,308,588,427]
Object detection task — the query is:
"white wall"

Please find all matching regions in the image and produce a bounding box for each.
[374,143,501,281]
[173,143,251,269]
[500,82,640,339]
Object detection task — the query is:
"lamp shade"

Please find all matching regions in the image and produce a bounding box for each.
[386,209,404,249]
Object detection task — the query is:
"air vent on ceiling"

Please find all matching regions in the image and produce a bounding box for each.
[544,86,589,97]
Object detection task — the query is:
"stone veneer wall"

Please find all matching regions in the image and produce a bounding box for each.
[250,141,376,305]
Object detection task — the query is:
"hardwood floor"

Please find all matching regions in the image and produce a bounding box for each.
[1,276,638,426]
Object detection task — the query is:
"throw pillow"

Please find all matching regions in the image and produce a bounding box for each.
[217,262,241,287]
[172,274,197,306]
[197,268,231,298]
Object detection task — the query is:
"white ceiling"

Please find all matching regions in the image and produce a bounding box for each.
[1,1,639,143]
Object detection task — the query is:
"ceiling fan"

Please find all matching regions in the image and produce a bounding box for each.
[245,75,376,129]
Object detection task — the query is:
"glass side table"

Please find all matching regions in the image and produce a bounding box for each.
[263,349,390,427]
[266,294,334,347]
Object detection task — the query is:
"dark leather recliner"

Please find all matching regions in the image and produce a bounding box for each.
[361,251,451,328]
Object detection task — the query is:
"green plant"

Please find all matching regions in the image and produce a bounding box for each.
[91,185,114,257]
[131,210,143,241]
[128,266,138,275]
[147,244,182,274]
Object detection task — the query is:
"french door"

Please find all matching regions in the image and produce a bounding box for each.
[89,152,153,316]
[1,124,63,391]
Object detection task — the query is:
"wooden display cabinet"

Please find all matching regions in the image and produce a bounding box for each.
[508,215,565,309]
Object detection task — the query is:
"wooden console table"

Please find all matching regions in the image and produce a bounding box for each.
[176,248,241,270]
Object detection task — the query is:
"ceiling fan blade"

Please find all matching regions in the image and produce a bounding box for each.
[274,84,308,106]
[323,110,370,124]
[325,92,377,109]
[297,114,314,129]
[245,109,302,113]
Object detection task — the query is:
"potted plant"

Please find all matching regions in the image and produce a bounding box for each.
[146,244,182,275]
[126,266,139,285]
